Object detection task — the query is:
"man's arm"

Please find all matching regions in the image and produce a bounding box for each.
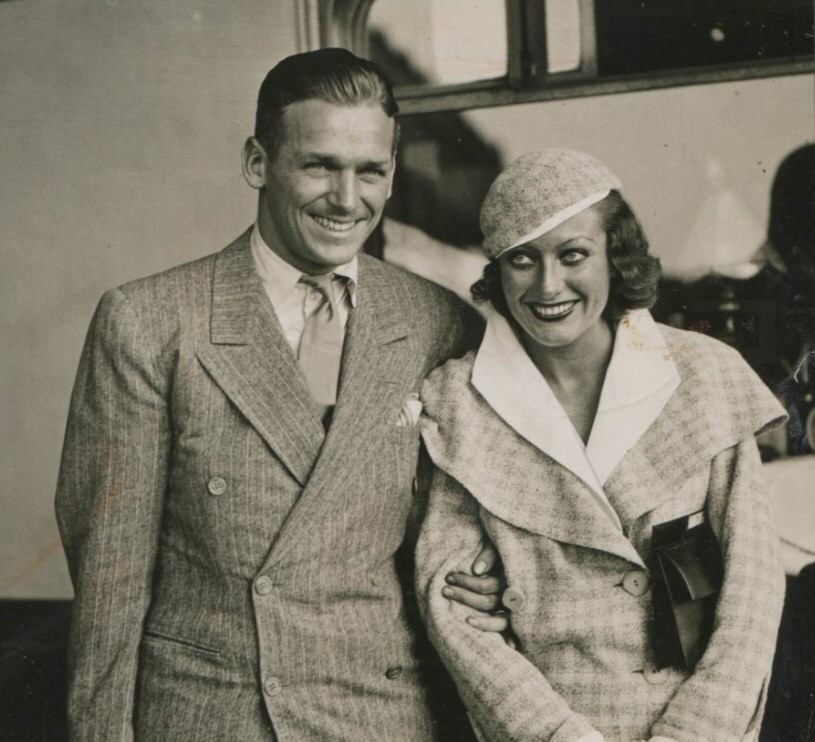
[55,287,171,742]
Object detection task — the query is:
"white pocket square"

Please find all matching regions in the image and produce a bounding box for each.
[396,393,423,428]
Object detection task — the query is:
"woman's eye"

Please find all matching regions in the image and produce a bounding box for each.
[560,249,588,265]
[506,252,535,268]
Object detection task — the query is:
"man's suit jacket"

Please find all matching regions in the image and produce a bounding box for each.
[416,318,786,742]
[55,230,480,742]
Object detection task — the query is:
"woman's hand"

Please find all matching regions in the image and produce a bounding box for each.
[441,542,510,633]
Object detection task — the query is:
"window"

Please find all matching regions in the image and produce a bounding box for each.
[298,0,814,114]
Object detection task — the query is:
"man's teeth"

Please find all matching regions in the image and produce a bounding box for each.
[530,301,577,318]
[313,215,357,232]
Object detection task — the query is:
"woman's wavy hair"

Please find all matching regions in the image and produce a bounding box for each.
[471,190,661,322]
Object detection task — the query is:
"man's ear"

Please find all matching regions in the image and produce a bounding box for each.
[386,157,396,200]
[241,136,267,190]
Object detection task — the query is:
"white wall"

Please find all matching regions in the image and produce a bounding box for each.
[0,0,299,598]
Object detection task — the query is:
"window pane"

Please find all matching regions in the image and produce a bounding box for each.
[368,0,507,86]
[546,0,582,73]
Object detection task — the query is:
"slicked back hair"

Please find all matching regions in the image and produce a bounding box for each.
[254,48,400,160]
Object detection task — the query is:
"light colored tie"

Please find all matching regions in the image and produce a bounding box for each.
[297,274,345,417]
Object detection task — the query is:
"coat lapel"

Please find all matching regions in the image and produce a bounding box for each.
[421,358,645,567]
[196,232,325,485]
[260,257,418,570]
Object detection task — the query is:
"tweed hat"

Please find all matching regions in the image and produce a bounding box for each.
[480,148,622,259]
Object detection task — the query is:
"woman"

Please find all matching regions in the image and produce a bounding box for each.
[416,149,786,742]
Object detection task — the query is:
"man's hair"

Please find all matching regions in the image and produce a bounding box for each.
[471,191,661,322]
[254,48,400,159]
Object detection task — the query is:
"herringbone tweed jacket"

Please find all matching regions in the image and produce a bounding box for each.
[417,313,786,742]
[55,230,481,742]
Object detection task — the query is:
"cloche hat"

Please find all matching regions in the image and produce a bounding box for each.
[480,148,622,259]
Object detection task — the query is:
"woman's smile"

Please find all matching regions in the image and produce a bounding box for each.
[527,299,579,320]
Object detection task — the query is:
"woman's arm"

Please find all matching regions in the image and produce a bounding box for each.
[415,466,601,742]
[650,438,785,741]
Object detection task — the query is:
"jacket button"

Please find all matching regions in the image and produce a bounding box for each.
[255,576,273,595]
[502,586,524,610]
[207,477,227,496]
[263,676,282,696]
[385,666,402,680]
[412,477,418,495]
[622,570,649,597]
[642,663,669,685]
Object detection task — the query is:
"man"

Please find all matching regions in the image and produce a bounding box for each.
[55,49,500,741]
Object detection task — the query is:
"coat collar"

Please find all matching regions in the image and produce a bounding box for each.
[471,309,679,503]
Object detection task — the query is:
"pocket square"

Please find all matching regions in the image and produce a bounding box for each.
[396,393,423,428]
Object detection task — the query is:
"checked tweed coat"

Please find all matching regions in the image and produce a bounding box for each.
[55,230,480,742]
[416,310,786,742]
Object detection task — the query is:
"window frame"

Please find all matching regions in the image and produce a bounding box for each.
[296,0,814,116]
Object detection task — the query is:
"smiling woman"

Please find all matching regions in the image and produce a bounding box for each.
[415,147,787,742]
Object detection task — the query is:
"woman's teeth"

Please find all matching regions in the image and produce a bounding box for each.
[312,215,357,232]
[530,301,577,319]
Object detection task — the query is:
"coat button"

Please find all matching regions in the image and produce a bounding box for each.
[207,477,227,496]
[255,576,273,595]
[502,586,524,610]
[385,666,402,680]
[263,676,282,696]
[412,477,418,495]
[643,663,669,685]
[622,570,649,597]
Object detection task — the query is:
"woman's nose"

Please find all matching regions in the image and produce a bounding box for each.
[328,171,358,212]
[537,261,564,299]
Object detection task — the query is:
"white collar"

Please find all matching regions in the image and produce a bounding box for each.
[472,308,679,513]
[250,224,359,309]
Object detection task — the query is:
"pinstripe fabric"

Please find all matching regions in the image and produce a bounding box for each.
[416,323,787,742]
[55,230,480,742]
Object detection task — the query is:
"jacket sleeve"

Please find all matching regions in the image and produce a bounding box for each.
[55,287,171,742]
[651,437,785,742]
[415,465,600,742]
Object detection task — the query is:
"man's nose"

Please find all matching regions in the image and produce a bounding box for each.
[328,171,359,211]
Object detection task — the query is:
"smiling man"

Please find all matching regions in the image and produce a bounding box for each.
[55,49,491,742]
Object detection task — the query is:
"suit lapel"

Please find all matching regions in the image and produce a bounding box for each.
[196,232,325,485]
[261,257,416,570]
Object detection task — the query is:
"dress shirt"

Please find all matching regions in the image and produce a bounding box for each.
[250,224,358,354]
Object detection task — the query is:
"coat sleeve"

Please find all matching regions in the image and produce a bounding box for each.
[415,465,600,742]
[651,437,786,742]
[55,287,171,742]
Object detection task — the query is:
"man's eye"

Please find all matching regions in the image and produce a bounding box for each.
[304,163,330,174]
[359,168,386,180]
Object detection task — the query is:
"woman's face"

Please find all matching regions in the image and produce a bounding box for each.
[499,205,611,352]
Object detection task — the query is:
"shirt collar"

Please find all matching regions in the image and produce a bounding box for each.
[250,224,359,309]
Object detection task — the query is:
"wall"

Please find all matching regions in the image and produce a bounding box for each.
[0,0,299,598]
[463,75,814,274]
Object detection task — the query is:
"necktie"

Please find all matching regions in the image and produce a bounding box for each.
[297,274,345,419]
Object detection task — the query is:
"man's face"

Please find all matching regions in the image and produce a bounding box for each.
[247,99,396,275]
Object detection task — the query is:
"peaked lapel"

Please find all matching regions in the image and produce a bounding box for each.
[260,256,418,570]
[196,231,325,485]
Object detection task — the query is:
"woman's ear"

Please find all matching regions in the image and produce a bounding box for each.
[241,137,267,190]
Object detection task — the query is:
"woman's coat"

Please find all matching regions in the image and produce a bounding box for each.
[416,310,786,742]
